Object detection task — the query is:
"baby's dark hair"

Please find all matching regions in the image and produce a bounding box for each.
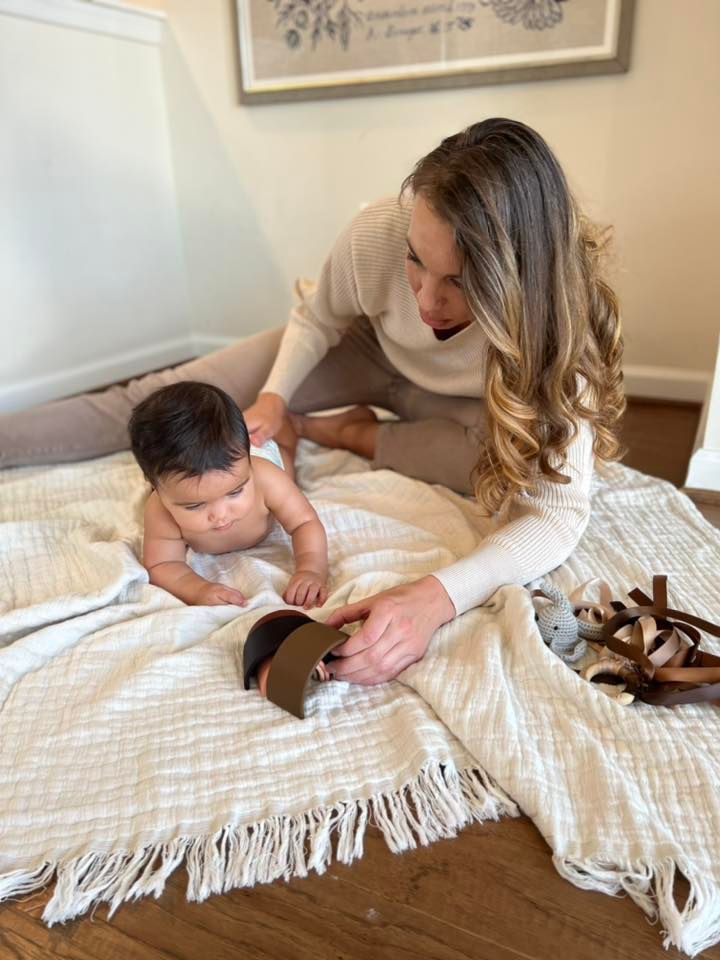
[129,381,250,485]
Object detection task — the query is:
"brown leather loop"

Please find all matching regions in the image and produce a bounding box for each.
[641,682,720,706]
[242,610,312,690]
[242,610,349,719]
[654,666,720,684]
[265,621,348,719]
[628,588,653,606]
[653,574,668,610]
[598,577,720,707]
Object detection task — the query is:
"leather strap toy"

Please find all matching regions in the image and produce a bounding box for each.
[242,610,348,719]
[599,575,720,706]
[242,610,312,690]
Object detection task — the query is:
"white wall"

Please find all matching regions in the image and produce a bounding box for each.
[0,2,191,411]
[155,0,719,399]
[2,0,718,411]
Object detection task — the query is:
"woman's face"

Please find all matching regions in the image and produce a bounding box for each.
[405,193,474,336]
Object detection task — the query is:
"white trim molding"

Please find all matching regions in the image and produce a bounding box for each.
[685,449,720,493]
[0,335,247,414]
[0,337,196,414]
[0,0,166,45]
[623,364,711,404]
[686,335,720,492]
[192,334,237,356]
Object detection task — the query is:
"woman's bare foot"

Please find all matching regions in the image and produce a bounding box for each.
[290,406,379,459]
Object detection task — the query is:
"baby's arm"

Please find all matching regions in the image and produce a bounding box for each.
[143,493,247,607]
[257,461,328,608]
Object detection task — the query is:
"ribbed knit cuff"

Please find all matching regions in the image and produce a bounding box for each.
[259,370,293,405]
[432,541,523,616]
[260,332,323,405]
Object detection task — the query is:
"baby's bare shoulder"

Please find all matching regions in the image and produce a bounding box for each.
[252,456,296,498]
[144,490,182,539]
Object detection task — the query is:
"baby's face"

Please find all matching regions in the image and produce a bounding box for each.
[156,457,257,535]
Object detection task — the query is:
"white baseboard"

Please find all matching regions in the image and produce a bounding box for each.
[623,364,710,403]
[0,337,197,413]
[685,448,720,492]
[192,335,237,355]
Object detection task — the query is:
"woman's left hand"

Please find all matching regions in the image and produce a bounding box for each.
[324,576,456,685]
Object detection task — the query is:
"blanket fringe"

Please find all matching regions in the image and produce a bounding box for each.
[555,856,720,957]
[0,760,516,926]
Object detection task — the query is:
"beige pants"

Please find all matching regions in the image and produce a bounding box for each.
[0,321,488,494]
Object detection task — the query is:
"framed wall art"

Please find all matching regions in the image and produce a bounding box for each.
[236,0,635,103]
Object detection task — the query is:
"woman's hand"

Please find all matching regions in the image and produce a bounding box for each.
[243,392,287,446]
[324,576,456,685]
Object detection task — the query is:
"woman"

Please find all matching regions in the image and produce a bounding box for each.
[0,118,624,685]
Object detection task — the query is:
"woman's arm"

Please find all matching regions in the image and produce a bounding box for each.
[244,197,408,444]
[325,421,594,683]
[244,220,365,445]
[434,419,595,614]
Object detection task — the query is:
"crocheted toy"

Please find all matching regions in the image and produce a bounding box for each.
[531,581,588,664]
[532,576,720,709]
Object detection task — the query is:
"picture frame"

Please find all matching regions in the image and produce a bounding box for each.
[236,0,635,104]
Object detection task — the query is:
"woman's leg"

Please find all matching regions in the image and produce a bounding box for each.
[293,374,489,495]
[375,380,489,494]
[288,319,398,415]
[374,416,487,495]
[290,406,379,460]
[0,327,285,468]
[287,318,399,458]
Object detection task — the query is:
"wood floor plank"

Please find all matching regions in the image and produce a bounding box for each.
[620,398,701,486]
[3,863,527,960]
[327,820,712,960]
[180,866,529,960]
[1,896,174,960]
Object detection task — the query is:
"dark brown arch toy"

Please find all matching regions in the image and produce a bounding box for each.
[242,610,348,719]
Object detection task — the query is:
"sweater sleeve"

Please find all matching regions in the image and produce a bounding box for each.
[433,419,595,615]
[260,217,364,403]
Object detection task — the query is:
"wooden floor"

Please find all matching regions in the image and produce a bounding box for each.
[2,398,719,960]
[620,397,701,487]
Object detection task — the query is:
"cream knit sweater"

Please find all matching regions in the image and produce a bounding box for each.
[262,197,594,615]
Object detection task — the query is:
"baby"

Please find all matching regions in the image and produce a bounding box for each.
[128,381,328,610]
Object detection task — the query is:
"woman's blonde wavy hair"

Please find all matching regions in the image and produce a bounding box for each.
[402,118,625,514]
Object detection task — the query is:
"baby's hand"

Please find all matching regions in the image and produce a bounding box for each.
[284,571,328,610]
[191,581,247,607]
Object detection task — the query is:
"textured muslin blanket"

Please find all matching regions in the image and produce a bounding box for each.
[1,442,719,955]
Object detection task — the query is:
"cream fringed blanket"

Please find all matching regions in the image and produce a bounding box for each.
[1,443,720,955]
